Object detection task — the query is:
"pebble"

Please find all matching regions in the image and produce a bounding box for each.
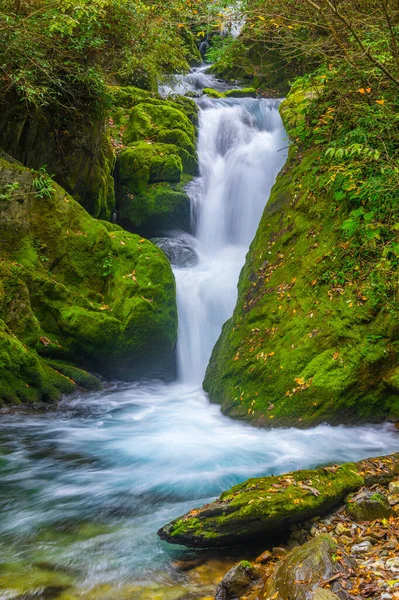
[335,523,350,535]
[381,594,392,600]
[351,541,372,554]
[340,535,353,545]
[389,481,399,495]
[386,557,399,570]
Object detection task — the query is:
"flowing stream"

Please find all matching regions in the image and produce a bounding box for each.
[1,74,399,597]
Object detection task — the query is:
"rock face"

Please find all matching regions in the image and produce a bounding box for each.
[158,453,399,548]
[263,535,353,600]
[112,88,198,238]
[0,101,115,219]
[203,84,399,428]
[0,158,177,405]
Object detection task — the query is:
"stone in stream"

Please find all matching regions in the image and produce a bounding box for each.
[263,535,353,600]
[158,453,399,548]
[345,489,392,521]
[215,560,261,600]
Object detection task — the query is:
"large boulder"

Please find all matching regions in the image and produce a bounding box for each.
[0,158,177,405]
[158,453,399,548]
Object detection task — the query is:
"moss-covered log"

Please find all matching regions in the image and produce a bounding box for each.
[158,452,399,548]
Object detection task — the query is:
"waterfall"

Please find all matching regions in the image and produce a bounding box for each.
[174,97,286,384]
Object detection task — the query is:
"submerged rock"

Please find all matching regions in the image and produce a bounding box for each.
[263,535,353,600]
[158,453,399,548]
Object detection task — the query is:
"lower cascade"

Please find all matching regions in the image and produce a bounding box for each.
[1,85,399,592]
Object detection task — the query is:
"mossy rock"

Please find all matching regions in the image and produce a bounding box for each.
[224,88,258,98]
[117,143,183,194]
[203,84,399,428]
[345,490,392,521]
[203,88,224,99]
[118,180,191,238]
[263,535,353,600]
[158,452,399,548]
[0,100,115,219]
[0,158,177,404]
[158,462,364,548]
[122,101,198,175]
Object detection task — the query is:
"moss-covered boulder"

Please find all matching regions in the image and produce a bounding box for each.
[263,535,353,600]
[0,158,177,405]
[345,490,392,521]
[158,453,399,548]
[203,86,399,428]
[118,181,191,239]
[112,93,198,237]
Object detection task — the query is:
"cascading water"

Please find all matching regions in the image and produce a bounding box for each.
[0,74,398,596]
[175,97,286,383]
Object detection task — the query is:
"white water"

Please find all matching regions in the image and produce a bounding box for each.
[0,82,398,591]
[176,96,286,382]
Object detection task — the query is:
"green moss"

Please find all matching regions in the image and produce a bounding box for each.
[203,84,399,428]
[224,88,257,98]
[118,143,183,194]
[159,461,364,548]
[0,158,178,403]
[203,88,224,98]
[118,180,191,238]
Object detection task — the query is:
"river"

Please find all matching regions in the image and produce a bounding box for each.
[0,72,398,599]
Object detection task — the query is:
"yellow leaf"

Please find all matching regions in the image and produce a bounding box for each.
[358,88,365,94]
[376,99,385,105]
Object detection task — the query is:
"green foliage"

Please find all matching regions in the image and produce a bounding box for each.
[0,0,204,111]
[0,181,20,201]
[32,166,54,198]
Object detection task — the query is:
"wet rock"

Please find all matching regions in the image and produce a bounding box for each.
[346,490,392,521]
[263,535,353,600]
[152,236,198,268]
[158,462,364,548]
[215,560,261,600]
